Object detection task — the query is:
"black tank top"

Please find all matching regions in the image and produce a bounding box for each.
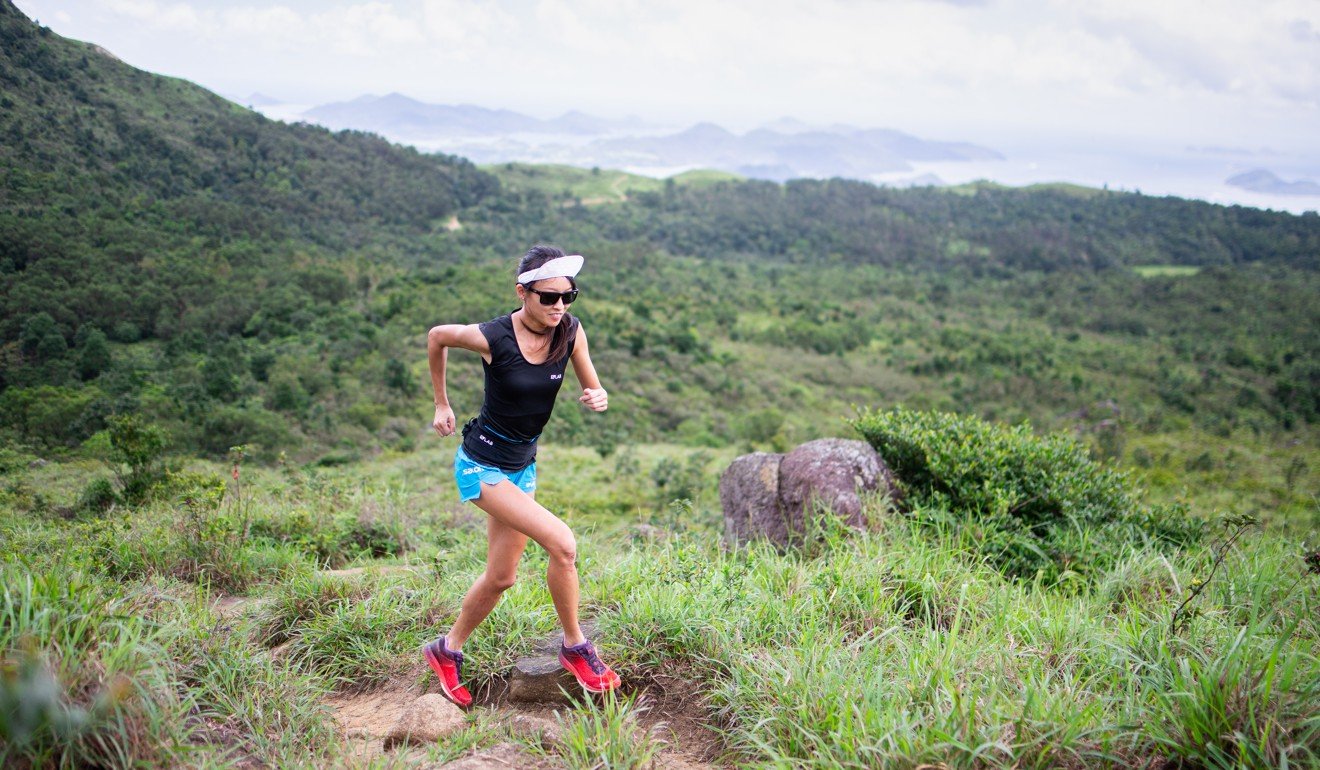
[461,313,576,471]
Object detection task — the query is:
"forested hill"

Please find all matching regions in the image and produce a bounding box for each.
[568,179,1320,272]
[0,0,495,343]
[2,0,1317,464]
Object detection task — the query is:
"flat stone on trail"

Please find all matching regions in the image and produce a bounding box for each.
[429,742,537,769]
[383,693,466,749]
[507,712,564,747]
[509,655,577,703]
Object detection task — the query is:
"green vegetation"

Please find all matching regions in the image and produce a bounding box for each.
[2,447,1316,767]
[852,407,1203,581]
[486,162,665,204]
[3,0,1317,485]
[1,4,1319,766]
[1133,264,1202,277]
[483,162,744,206]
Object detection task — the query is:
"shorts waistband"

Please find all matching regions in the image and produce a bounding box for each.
[480,421,539,445]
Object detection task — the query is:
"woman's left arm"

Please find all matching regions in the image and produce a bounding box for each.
[571,324,608,412]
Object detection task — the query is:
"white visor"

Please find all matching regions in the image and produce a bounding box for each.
[517,254,583,285]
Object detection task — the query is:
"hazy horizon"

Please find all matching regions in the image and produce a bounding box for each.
[13,0,1320,212]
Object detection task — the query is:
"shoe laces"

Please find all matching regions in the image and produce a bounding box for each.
[571,642,606,675]
[439,641,463,675]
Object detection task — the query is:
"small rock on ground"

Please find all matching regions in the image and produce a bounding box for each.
[384,694,466,749]
[428,742,545,769]
[508,655,578,703]
[507,712,564,748]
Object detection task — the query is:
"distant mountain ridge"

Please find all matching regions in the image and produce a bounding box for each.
[293,95,1002,183]
[303,93,642,137]
[1227,169,1320,196]
[588,122,1001,181]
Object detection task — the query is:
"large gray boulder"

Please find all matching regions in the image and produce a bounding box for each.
[720,438,899,548]
[718,452,788,546]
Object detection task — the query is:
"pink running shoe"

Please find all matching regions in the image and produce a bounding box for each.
[559,639,621,693]
[422,637,473,707]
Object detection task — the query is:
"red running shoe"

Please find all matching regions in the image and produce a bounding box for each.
[422,637,473,707]
[559,639,621,693]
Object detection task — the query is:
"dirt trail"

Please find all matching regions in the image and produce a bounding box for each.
[214,569,727,766]
[327,666,728,768]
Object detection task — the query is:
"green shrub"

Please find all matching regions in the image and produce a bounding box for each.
[851,407,1204,581]
[0,385,102,447]
[199,405,290,459]
[247,507,411,568]
[107,414,170,505]
[76,476,117,514]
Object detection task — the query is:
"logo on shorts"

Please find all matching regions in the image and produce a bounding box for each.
[461,466,482,475]
[478,433,493,446]
[550,374,562,380]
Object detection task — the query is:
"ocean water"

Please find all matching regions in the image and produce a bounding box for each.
[257,102,1319,214]
[869,142,1320,214]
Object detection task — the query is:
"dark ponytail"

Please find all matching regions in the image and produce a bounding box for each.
[517,244,577,364]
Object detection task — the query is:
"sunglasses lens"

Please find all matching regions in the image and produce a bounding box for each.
[536,289,578,306]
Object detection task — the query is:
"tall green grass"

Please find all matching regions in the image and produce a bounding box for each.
[591,513,1318,769]
[0,568,185,767]
[2,435,1315,768]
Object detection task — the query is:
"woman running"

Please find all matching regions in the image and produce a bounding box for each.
[422,244,621,707]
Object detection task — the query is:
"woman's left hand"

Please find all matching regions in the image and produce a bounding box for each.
[579,387,608,412]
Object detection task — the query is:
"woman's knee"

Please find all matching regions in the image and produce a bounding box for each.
[484,571,518,592]
[544,531,577,567]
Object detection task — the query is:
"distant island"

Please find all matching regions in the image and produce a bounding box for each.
[1227,169,1320,196]
[288,93,1001,183]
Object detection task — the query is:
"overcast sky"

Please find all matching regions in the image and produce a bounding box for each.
[14,0,1320,152]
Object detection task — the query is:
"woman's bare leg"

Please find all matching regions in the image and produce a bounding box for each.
[466,481,586,646]
[445,511,528,650]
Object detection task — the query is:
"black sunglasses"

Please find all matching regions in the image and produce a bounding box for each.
[525,286,579,306]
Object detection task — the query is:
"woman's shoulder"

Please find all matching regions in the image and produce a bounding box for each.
[478,313,514,338]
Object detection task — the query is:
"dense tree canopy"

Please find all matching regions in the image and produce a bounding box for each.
[1,1,1316,462]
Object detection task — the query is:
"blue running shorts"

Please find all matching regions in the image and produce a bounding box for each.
[454,446,536,502]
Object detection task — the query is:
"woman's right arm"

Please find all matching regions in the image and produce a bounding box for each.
[427,324,490,437]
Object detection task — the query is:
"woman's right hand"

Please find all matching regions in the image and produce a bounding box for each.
[433,404,457,437]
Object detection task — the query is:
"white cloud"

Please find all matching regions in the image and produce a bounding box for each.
[100,0,201,30]
[11,0,1318,147]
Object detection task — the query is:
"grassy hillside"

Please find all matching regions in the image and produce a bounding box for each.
[2,2,1318,767]
[2,433,1316,768]
[482,163,741,205]
[0,0,1316,543]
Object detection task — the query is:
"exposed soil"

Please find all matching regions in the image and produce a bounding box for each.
[214,577,730,767]
[326,666,733,768]
[630,673,729,767]
[211,595,250,619]
[327,677,428,765]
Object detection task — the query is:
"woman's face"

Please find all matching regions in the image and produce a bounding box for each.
[519,276,574,328]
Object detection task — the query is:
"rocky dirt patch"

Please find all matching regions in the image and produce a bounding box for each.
[325,665,731,768]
